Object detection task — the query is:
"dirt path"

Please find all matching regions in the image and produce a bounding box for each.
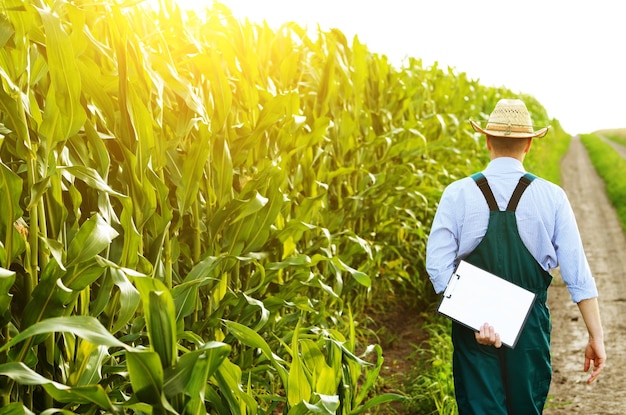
[544,135,626,414]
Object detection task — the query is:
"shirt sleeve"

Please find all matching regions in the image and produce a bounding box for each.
[553,193,598,303]
[426,186,461,294]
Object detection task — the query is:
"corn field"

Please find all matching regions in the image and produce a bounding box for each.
[0,0,567,413]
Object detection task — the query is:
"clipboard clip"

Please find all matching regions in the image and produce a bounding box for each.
[444,273,461,299]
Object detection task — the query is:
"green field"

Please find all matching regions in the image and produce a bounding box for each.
[581,134,626,233]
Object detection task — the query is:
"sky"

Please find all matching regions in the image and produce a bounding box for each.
[198,0,625,135]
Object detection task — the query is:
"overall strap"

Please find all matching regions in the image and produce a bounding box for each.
[471,172,498,211]
[506,173,536,212]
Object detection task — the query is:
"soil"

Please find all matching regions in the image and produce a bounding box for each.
[373,135,626,414]
[543,135,626,414]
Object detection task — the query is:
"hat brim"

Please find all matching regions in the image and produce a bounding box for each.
[470,120,550,139]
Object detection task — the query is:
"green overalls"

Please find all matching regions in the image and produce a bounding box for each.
[452,173,553,414]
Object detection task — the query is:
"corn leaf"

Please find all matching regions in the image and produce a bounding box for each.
[0,402,34,415]
[66,213,119,267]
[59,166,125,198]
[348,394,406,415]
[0,267,15,326]
[132,276,177,368]
[126,350,164,405]
[242,167,285,252]
[176,125,211,214]
[0,161,23,264]
[0,86,30,160]
[68,341,109,387]
[0,362,115,410]
[331,256,371,288]
[300,339,337,395]
[212,135,234,207]
[36,6,86,145]
[163,341,230,397]
[287,320,312,407]
[213,359,258,415]
[148,290,178,369]
[0,316,128,353]
[108,267,141,334]
[22,260,105,335]
[223,320,272,359]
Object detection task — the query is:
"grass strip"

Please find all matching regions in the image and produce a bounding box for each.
[580,134,626,233]
[593,128,626,146]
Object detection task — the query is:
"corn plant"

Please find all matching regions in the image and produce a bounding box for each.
[0,0,568,413]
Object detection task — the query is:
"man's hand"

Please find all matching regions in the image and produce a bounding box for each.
[584,338,606,384]
[475,323,502,348]
[576,298,606,384]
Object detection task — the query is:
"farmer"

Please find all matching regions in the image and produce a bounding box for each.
[425,98,606,414]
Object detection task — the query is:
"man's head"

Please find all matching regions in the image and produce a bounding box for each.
[470,99,550,161]
[485,134,532,160]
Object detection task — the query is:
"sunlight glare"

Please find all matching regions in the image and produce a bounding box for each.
[140,0,626,133]
[146,0,330,34]
[145,0,273,22]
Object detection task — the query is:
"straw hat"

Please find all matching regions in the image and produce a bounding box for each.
[469,99,550,138]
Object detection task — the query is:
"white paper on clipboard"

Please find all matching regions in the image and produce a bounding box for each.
[437,260,536,348]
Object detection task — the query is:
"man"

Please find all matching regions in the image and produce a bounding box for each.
[425,98,606,414]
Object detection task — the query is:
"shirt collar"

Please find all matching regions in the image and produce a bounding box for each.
[484,157,526,175]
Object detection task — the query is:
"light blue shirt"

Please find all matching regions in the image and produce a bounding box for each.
[426,157,597,303]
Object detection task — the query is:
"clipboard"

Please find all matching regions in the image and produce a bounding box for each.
[437,260,536,348]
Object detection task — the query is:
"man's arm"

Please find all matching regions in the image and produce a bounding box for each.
[426,189,460,293]
[577,297,606,384]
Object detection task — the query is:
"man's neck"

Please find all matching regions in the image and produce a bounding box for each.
[490,153,525,163]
